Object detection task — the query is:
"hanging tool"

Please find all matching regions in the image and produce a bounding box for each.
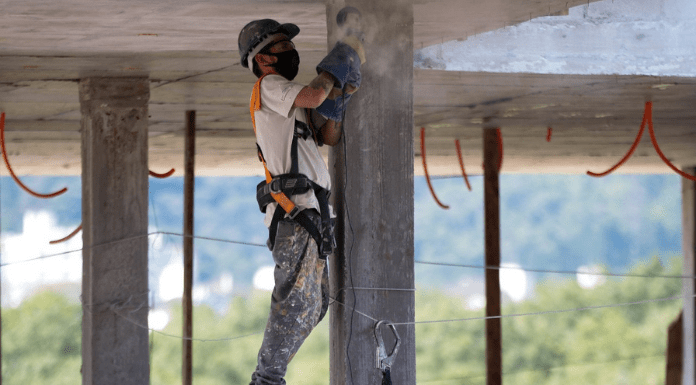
[336,6,365,42]
[375,320,401,385]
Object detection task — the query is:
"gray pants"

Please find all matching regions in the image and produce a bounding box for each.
[250,211,330,385]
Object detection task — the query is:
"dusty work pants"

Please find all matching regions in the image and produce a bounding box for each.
[250,210,330,385]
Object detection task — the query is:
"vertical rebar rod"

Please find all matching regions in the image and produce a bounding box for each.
[483,127,502,385]
[182,110,195,385]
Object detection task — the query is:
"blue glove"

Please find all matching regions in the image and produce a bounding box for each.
[315,60,360,121]
[316,41,362,90]
[316,92,352,122]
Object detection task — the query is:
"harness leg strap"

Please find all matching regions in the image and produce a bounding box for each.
[315,188,333,257]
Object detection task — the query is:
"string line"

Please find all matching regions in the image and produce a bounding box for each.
[330,293,691,327]
[80,292,266,343]
[415,259,693,279]
[0,231,266,267]
[4,232,689,280]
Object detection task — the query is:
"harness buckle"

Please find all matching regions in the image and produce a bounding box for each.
[295,120,311,140]
[288,206,301,219]
[269,178,282,194]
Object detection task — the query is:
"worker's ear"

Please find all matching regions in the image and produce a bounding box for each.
[255,53,277,66]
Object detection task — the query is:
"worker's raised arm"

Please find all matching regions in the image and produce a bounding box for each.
[294,36,364,110]
[293,71,336,109]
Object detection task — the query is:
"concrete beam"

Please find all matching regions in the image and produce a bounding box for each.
[80,76,150,385]
[328,1,415,384]
[683,168,696,385]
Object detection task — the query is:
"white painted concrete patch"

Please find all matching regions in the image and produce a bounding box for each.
[416,0,696,77]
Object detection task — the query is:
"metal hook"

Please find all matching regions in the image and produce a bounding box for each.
[374,320,401,371]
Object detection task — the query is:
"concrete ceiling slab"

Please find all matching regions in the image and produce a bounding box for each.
[3,69,694,176]
[5,0,691,177]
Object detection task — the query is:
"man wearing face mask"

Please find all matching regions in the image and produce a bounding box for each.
[238,18,364,385]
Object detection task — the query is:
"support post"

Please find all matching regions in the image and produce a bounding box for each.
[483,128,502,385]
[80,76,150,385]
[683,167,696,385]
[182,110,195,385]
[667,311,683,385]
[1,240,2,385]
[328,1,415,384]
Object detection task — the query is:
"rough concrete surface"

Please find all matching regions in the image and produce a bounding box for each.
[1,0,694,177]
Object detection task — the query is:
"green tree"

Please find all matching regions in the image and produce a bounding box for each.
[2,292,81,384]
[1,256,685,385]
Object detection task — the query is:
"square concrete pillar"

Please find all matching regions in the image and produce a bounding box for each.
[80,76,150,385]
[327,1,416,384]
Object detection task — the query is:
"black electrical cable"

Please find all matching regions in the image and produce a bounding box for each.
[339,84,358,385]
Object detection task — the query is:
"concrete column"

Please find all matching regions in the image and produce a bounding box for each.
[683,168,696,385]
[80,76,150,385]
[328,1,415,385]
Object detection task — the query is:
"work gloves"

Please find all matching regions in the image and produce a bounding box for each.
[315,37,365,121]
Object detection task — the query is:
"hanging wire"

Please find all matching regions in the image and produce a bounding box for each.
[79,290,266,343]
[420,127,450,209]
[48,169,175,245]
[586,101,696,181]
[647,102,696,181]
[49,224,82,245]
[339,91,359,385]
[586,102,648,177]
[414,260,694,280]
[454,139,472,191]
[0,231,265,267]
[3,231,692,280]
[331,293,693,327]
[149,168,175,178]
[0,112,68,199]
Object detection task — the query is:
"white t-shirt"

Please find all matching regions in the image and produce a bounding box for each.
[253,74,333,228]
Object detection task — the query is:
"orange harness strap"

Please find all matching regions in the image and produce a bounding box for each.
[250,75,299,216]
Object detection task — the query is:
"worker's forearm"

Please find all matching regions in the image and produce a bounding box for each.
[310,72,335,94]
[294,72,336,109]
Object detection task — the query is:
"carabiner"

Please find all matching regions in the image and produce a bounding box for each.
[374,320,401,371]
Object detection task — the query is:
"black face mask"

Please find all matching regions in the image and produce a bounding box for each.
[270,49,300,81]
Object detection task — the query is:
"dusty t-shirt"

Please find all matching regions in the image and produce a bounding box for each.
[253,74,333,228]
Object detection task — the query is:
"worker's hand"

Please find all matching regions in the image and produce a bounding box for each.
[315,93,352,122]
[326,84,359,100]
[340,35,366,65]
[316,41,362,90]
[345,83,359,95]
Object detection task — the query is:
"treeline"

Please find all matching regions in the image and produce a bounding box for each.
[1,256,682,384]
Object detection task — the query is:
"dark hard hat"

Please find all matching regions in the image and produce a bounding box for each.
[238,19,300,68]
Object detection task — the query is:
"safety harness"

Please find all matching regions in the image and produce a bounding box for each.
[250,74,335,258]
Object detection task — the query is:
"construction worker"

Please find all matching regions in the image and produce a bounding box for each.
[238,17,364,385]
